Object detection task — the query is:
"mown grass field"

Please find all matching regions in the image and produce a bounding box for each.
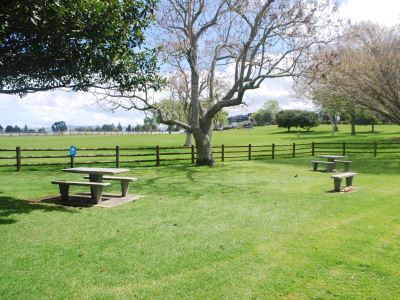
[1,124,400,149]
[0,124,399,169]
[1,125,400,299]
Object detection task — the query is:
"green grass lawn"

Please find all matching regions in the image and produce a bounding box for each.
[1,126,400,299]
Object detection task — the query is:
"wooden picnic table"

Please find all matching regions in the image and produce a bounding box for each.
[318,155,347,163]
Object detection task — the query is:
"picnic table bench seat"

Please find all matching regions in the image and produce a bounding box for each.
[331,172,357,192]
[83,175,137,197]
[311,160,335,172]
[51,180,110,203]
[334,160,352,172]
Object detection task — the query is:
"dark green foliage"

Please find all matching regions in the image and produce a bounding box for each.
[356,111,378,126]
[5,125,21,133]
[51,121,67,132]
[297,111,320,131]
[126,124,132,132]
[117,122,123,132]
[276,110,319,131]
[0,124,3,132]
[276,110,300,132]
[0,0,160,96]
[252,109,273,126]
[101,124,116,132]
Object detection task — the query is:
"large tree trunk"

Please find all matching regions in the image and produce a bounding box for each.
[183,131,192,147]
[192,128,214,166]
[350,113,356,136]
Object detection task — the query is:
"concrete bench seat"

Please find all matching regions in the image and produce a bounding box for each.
[52,180,110,203]
[334,160,352,172]
[84,176,137,197]
[331,172,357,192]
[311,160,335,172]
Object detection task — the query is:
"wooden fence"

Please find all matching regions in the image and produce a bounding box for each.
[0,141,399,171]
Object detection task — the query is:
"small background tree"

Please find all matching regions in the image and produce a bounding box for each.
[51,121,67,133]
[276,110,300,132]
[276,110,319,132]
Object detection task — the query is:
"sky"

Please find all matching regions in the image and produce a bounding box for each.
[0,0,399,128]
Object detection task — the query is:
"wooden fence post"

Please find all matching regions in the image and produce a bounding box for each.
[248,144,252,160]
[70,155,75,168]
[292,143,296,158]
[342,142,346,156]
[272,143,275,159]
[156,146,160,166]
[374,142,377,157]
[116,146,120,168]
[191,145,195,164]
[221,144,225,162]
[311,142,315,156]
[16,146,21,171]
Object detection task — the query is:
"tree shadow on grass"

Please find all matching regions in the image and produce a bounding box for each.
[0,193,76,225]
[136,164,244,200]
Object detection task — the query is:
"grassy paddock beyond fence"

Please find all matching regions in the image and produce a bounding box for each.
[0,141,399,171]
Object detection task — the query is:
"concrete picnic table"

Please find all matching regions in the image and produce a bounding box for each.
[62,167,130,182]
[318,155,347,163]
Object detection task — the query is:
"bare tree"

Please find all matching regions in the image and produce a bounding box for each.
[299,22,400,126]
[101,0,338,165]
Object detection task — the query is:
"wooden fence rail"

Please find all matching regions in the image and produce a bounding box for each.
[0,141,399,171]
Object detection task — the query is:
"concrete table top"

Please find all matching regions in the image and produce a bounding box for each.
[318,155,348,163]
[62,167,130,175]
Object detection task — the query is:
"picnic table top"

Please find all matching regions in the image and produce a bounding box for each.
[62,167,130,175]
[318,155,347,159]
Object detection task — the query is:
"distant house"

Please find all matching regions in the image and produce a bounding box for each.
[228,114,252,125]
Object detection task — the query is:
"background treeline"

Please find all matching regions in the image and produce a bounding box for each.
[0,116,167,134]
[0,124,46,133]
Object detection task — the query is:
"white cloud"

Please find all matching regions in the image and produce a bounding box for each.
[0,91,145,128]
[339,0,399,26]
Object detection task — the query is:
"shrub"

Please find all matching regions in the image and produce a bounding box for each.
[276,110,319,131]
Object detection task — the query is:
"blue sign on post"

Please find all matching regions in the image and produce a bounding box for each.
[70,146,77,157]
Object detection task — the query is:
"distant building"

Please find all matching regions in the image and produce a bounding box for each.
[228,114,252,125]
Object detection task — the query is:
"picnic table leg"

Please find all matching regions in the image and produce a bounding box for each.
[345,176,353,187]
[88,174,103,182]
[313,162,318,171]
[344,162,350,172]
[92,186,104,203]
[59,184,69,203]
[88,174,103,203]
[326,158,335,172]
[333,178,342,192]
[121,180,130,197]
